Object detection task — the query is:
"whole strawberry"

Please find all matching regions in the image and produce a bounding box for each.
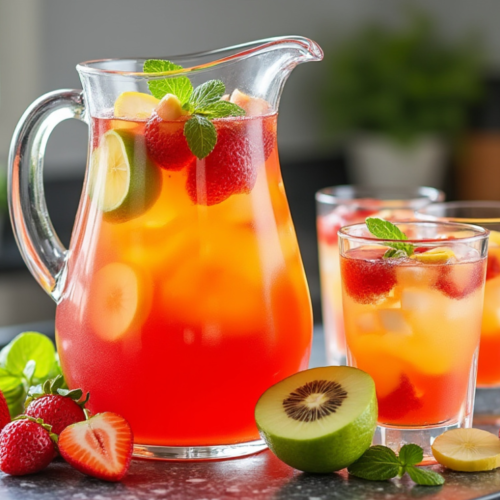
[0,417,57,475]
[0,390,11,431]
[25,376,88,436]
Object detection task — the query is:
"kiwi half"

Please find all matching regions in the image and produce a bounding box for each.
[255,366,377,473]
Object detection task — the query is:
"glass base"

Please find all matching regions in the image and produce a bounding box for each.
[133,439,268,461]
[374,421,467,465]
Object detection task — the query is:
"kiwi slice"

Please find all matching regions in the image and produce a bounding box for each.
[255,366,377,473]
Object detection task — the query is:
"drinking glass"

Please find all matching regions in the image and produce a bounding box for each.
[339,221,488,461]
[316,186,444,365]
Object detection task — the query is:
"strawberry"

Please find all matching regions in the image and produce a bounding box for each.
[434,260,485,299]
[145,113,195,171]
[378,375,423,421]
[186,115,276,206]
[58,412,133,482]
[0,417,57,475]
[487,253,500,281]
[340,248,397,304]
[24,376,88,435]
[0,390,11,431]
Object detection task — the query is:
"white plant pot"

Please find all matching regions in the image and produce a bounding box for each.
[347,135,448,188]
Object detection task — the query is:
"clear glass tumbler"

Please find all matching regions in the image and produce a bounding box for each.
[339,221,488,461]
[316,186,444,365]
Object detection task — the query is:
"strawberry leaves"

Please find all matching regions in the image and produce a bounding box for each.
[144,59,245,159]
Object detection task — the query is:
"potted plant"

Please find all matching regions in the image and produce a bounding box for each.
[323,13,483,188]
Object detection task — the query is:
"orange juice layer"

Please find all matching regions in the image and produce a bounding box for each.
[56,114,312,446]
[341,246,485,426]
[478,244,500,386]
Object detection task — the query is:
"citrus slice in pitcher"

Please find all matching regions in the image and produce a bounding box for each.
[89,129,162,223]
[88,262,152,341]
[114,91,159,119]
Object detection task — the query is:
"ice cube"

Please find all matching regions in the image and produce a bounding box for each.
[356,313,378,332]
[401,288,433,312]
[378,309,412,335]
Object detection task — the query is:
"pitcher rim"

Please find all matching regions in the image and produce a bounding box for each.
[76,36,323,77]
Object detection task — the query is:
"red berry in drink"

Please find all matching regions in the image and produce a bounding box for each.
[145,113,195,171]
[186,116,276,206]
[341,248,397,304]
[378,375,423,421]
[434,260,485,299]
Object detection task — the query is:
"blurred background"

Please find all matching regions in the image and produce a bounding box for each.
[0,0,499,328]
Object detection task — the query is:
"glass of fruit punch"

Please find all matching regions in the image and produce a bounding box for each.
[316,186,444,365]
[8,37,323,460]
[339,219,488,461]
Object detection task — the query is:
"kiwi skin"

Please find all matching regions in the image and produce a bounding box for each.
[255,368,378,473]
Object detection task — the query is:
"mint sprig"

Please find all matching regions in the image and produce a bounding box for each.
[0,332,65,417]
[348,444,445,486]
[366,217,415,258]
[144,59,245,159]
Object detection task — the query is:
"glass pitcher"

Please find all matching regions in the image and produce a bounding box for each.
[8,36,322,460]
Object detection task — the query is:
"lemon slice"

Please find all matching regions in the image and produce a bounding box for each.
[489,230,500,247]
[89,129,162,223]
[411,247,455,263]
[114,91,159,119]
[431,428,500,471]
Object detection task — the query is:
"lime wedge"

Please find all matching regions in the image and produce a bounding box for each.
[432,428,500,471]
[89,129,162,223]
[114,91,159,119]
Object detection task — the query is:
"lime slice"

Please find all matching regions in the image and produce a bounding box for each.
[431,428,500,471]
[411,247,456,263]
[114,91,159,119]
[89,129,162,223]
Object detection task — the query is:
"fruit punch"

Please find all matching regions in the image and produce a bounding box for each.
[56,92,312,447]
[339,222,487,428]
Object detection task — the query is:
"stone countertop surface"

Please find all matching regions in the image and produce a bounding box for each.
[0,324,500,500]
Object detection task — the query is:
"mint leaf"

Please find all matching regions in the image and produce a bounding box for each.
[366,217,414,258]
[1,332,55,379]
[144,59,193,104]
[399,444,424,466]
[199,101,245,119]
[189,80,225,111]
[405,466,445,486]
[348,445,401,481]
[184,115,217,159]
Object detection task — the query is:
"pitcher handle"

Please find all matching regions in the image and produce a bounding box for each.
[8,89,86,303]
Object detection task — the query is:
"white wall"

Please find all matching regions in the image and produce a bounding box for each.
[2,0,500,177]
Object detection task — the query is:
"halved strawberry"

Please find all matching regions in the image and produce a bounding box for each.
[186,115,276,206]
[378,375,423,421]
[340,247,397,304]
[58,412,133,482]
[145,113,195,171]
[434,260,486,299]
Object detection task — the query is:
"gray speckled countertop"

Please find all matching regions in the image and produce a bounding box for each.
[1,325,500,500]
